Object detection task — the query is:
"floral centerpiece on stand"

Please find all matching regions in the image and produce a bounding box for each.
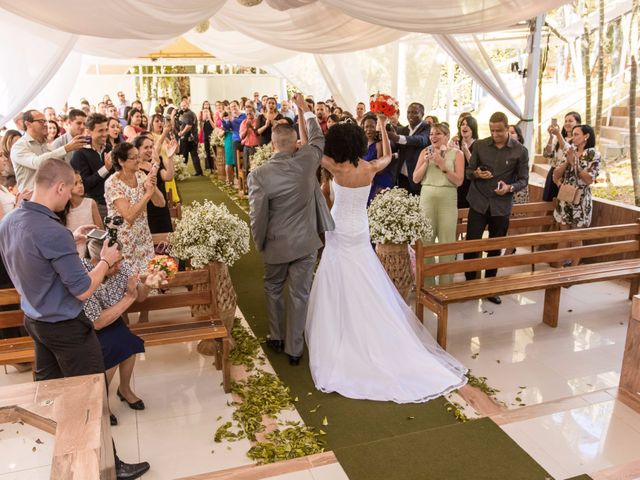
[210,128,226,180]
[168,200,250,353]
[173,154,191,181]
[249,144,273,170]
[368,187,432,299]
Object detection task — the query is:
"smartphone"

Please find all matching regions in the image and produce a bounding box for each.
[87,228,108,241]
[551,118,558,127]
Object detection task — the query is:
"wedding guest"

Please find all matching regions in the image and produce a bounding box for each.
[123,108,144,141]
[140,114,149,131]
[0,175,18,220]
[508,124,529,206]
[131,99,144,114]
[97,102,107,115]
[387,102,430,195]
[134,130,175,234]
[1,129,21,177]
[333,106,343,117]
[453,115,479,208]
[354,102,366,126]
[105,142,165,273]
[280,99,295,121]
[52,108,87,163]
[240,102,260,184]
[149,115,180,204]
[107,104,119,120]
[64,171,104,257]
[0,157,150,480]
[47,120,60,143]
[552,124,600,266]
[253,92,263,113]
[43,107,57,122]
[315,102,329,134]
[71,113,113,218]
[199,101,216,171]
[464,112,529,303]
[176,99,202,176]
[213,101,224,128]
[413,123,464,285]
[327,114,339,129]
[362,114,393,204]
[117,92,130,120]
[106,117,123,151]
[424,115,439,126]
[83,238,166,421]
[543,111,581,201]
[12,110,84,190]
[256,97,286,146]
[12,112,25,135]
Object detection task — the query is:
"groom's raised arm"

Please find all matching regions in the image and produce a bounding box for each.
[293,94,324,163]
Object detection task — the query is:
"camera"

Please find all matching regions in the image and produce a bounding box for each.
[103,215,124,247]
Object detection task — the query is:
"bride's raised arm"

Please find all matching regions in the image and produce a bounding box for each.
[369,115,392,172]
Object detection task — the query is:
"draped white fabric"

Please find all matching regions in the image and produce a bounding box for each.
[0,0,225,39]
[211,1,406,54]
[313,54,367,111]
[184,29,296,65]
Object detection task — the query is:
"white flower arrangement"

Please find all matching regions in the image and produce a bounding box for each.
[173,154,191,181]
[210,128,225,148]
[368,187,433,244]
[249,144,273,170]
[168,200,250,268]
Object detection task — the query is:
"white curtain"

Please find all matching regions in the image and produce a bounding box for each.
[314,54,367,110]
[184,29,296,65]
[211,1,406,54]
[0,0,226,39]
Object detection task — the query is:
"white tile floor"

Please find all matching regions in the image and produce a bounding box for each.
[1,277,638,480]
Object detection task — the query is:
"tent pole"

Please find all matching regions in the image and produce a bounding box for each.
[523,14,545,157]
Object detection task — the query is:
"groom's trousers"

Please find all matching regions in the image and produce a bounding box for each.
[263,252,317,357]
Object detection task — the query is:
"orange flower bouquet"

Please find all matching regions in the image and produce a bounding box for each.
[369,93,398,117]
[147,255,178,280]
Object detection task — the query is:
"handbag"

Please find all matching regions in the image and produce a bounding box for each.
[557,162,582,204]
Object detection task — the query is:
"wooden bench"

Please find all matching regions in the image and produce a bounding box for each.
[415,222,640,349]
[0,263,231,393]
[456,201,555,236]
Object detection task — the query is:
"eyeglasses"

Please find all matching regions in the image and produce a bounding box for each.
[126,155,139,160]
[29,119,46,125]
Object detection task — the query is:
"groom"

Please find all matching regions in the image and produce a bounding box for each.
[248,93,334,366]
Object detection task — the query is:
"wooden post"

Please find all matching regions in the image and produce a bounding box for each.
[619,295,640,413]
[542,287,561,328]
[415,240,423,319]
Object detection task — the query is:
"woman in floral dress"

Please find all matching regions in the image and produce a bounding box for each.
[105,141,166,273]
[552,124,600,266]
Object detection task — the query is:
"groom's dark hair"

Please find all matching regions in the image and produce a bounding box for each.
[324,123,367,168]
[272,124,297,154]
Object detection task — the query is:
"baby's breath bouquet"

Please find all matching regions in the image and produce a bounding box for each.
[173,154,191,181]
[250,144,273,170]
[168,200,250,268]
[210,128,225,148]
[368,187,432,244]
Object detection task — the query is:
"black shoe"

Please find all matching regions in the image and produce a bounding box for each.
[117,390,145,410]
[486,296,502,305]
[116,459,150,480]
[110,413,118,426]
[266,337,284,353]
[288,355,302,366]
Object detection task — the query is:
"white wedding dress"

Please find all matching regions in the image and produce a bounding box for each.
[305,181,468,403]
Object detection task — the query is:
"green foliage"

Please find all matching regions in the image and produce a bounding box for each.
[229,318,264,370]
[247,424,325,464]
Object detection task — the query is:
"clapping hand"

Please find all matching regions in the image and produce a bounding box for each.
[167,137,178,157]
[566,148,576,166]
[145,270,168,289]
[126,272,140,299]
[104,152,113,171]
[15,189,32,205]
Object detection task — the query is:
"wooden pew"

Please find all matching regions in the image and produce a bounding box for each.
[0,265,231,393]
[415,222,640,349]
[456,201,555,236]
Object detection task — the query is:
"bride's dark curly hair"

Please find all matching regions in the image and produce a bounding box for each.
[324,122,367,167]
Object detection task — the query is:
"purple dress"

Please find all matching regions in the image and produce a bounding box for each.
[362,142,394,205]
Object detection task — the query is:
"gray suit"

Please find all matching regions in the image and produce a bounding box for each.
[248,113,334,357]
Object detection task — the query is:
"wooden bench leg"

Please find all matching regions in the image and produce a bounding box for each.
[629,277,640,300]
[214,339,222,371]
[543,287,561,328]
[416,301,424,324]
[436,305,448,350]
[221,337,231,394]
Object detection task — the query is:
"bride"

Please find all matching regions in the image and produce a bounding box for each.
[305,114,467,404]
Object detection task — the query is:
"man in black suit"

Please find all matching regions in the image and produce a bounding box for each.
[70,113,112,217]
[387,102,430,195]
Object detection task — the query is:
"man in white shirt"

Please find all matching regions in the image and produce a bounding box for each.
[51,109,87,163]
[116,91,130,120]
[280,100,295,121]
[11,110,84,191]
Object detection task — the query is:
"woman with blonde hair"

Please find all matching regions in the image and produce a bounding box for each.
[413,123,464,285]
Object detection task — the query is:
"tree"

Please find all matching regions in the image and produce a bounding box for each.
[595,0,605,139]
[581,0,593,125]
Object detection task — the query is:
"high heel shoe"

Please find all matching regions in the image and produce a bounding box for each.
[117,390,145,410]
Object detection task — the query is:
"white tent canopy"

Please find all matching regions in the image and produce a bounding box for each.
[0,0,572,130]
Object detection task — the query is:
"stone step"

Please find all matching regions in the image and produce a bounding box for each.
[612,106,628,116]
[600,125,640,144]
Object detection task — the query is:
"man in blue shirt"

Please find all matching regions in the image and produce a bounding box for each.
[0,158,150,480]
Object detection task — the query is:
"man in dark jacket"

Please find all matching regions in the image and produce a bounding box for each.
[388,102,430,195]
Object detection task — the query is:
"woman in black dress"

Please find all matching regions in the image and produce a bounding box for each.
[133,130,176,233]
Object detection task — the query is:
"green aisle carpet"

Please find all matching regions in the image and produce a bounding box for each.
[178,175,585,480]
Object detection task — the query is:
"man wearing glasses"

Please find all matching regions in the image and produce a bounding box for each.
[11,110,85,190]
[116,91,130,120]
